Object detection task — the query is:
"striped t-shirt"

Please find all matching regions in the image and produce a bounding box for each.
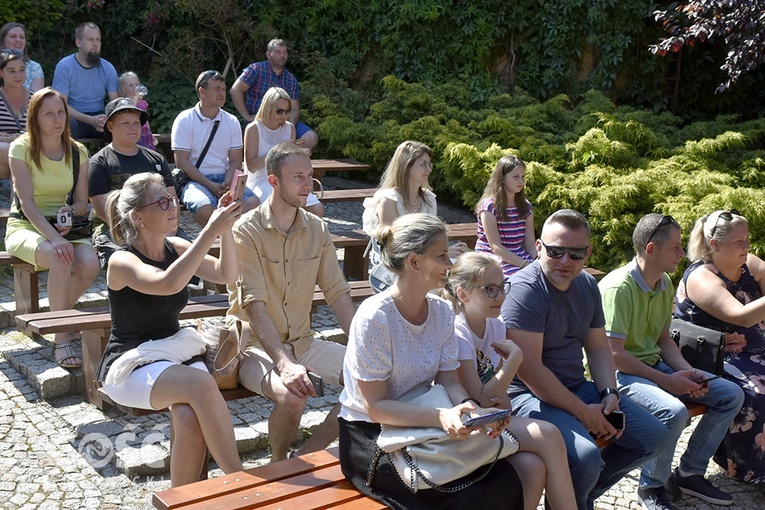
[475,198,533,277]
[0,90,30,134]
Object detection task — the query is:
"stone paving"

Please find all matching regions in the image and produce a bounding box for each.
[1,178,764,508]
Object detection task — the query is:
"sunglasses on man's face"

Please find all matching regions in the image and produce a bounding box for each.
[645,215,675,248]
[710,209,741,238]
[540,240,588,260]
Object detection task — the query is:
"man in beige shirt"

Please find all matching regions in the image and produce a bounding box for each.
[227,142,355,461]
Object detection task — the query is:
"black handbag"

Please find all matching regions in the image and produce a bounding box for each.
[669,317,726,375]
[46,215,92,240]
[172,119,220,197]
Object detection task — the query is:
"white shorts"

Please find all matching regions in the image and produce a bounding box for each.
[101,360,207,410]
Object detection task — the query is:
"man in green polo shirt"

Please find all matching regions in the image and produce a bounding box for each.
[598,213,743,510]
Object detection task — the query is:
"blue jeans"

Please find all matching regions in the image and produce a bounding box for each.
[180,173,256,215]
[512,381,666,510]
[617,361,744,488]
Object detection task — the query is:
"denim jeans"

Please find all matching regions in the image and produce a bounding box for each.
[512,381,666,510]
[616,360,744,488]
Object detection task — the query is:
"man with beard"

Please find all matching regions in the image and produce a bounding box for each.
[52,22,119,139]
[230,39,318,149]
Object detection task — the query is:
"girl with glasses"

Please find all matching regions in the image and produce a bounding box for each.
[0,48,32,179]
[675,209,765,484]
[475,155,537,278]
[0,23,44,92]
[243,86,323,216]
[440,252,576,509]
[98,172,243,486]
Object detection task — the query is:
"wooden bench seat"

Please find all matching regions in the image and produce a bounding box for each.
[16,282,374,410]
[0,250,39,314]
[311,159,370,180]
[318,187,376,204]
[153,446,384,510]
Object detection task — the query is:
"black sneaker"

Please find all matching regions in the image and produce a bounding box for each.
[637,486,675,510]
[671,469,733,506]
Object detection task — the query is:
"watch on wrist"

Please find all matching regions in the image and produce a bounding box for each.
[600,387,620,402]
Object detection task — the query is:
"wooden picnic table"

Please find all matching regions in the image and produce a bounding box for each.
[311,159,370,180]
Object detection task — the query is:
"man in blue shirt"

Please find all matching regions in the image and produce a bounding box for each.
[502,209,666,510]
[230,39,318,149]
[52,22,119,139]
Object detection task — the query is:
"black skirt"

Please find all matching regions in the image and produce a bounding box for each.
[338,417,524,510]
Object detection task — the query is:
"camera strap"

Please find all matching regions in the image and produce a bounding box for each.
[11,145,80,221]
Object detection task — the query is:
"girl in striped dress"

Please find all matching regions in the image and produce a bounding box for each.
[474,155,537,278]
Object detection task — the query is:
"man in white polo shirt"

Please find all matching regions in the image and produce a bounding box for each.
[171,70,259,226]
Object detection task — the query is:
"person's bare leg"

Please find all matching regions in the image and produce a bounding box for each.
[150,366,242,475]
[193,204,215,226]
[241,196,260,214]
[294,403,340,456]
[506,451,546,510]
[508,416,576,509]
[66,244,100,306]
[169,404,209,487]
[301,130,319,150]
[305,203,324,218]
[0,143,10,179]
[261,369,306,462]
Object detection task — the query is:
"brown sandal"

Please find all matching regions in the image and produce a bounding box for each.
[54,342,82,369]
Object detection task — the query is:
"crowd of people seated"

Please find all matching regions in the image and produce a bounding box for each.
[4,18,765,509]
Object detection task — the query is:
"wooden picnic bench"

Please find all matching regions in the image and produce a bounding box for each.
[0,251,39,314]
[15,281,375,410]
[317,187,376,204]
[311,159,370,180]
[153,446,384,510]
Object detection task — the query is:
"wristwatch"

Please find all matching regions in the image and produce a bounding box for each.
[600,387,620,402]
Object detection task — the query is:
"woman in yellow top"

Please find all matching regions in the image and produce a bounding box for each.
[5,88,99,368]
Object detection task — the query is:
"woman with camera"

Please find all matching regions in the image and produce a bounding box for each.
[5,87,99,368]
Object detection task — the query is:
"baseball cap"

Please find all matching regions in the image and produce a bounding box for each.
[104,97,148,132]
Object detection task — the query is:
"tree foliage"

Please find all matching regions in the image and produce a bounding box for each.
[651,0,765,92]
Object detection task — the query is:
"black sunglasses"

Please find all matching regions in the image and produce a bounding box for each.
[275,107,292,115]
[540,240,588,261]
[645,215,675,248]
[139,195,178,211]
[470,280,511,299]
[710,209,741,238]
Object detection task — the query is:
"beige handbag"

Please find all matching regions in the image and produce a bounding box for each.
[373,384,519,493]
[200,319,250,390]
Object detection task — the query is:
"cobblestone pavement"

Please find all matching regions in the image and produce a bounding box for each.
[1,179,764,508]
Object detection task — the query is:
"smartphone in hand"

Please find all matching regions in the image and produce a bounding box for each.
[307,371,324,397]
[463,408,512,428]
[696,375,721,385]
[229,171,247,202]
[604,411,625,431]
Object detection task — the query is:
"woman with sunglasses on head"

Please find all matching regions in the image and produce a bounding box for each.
[339,213,524,509]
[674,209,765,483]
[0,48,32,179]
[440,252,576,509]
[97,172,243,487]
[6,88,99,368]
[243,86,323,216]
[1,23,43,92]
[362,140,467,292]
[474,155,537,279]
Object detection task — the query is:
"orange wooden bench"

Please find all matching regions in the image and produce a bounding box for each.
[0,250,39,314]
[152,447,384,510]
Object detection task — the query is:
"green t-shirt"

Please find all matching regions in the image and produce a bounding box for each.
[598,259,673,366]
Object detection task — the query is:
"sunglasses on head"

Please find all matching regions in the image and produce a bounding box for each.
[710,209,741,238]
[470,280,511,299]
[275,107,292,115]
[139,194,178,211]
[645,215,675,248]
[540,240,588,261]
[0,49,23,60]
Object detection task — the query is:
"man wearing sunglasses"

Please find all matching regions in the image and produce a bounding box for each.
[230,39,318,149]
[502,209,667,510]
[88,97,190,268]
[599,214,743,508]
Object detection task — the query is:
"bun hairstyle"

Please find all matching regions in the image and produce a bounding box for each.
[440,252,500,313]
[106,172,165,247]
[687,210,748,263]
[374,213,447,274]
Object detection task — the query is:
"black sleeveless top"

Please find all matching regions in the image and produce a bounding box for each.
[96,240,191,382]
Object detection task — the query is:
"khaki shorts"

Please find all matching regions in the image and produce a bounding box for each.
[238,336,346,394]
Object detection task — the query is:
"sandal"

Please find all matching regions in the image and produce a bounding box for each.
[54,342,82,369]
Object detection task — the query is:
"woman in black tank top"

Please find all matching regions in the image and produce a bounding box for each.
[100,172,243,486]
